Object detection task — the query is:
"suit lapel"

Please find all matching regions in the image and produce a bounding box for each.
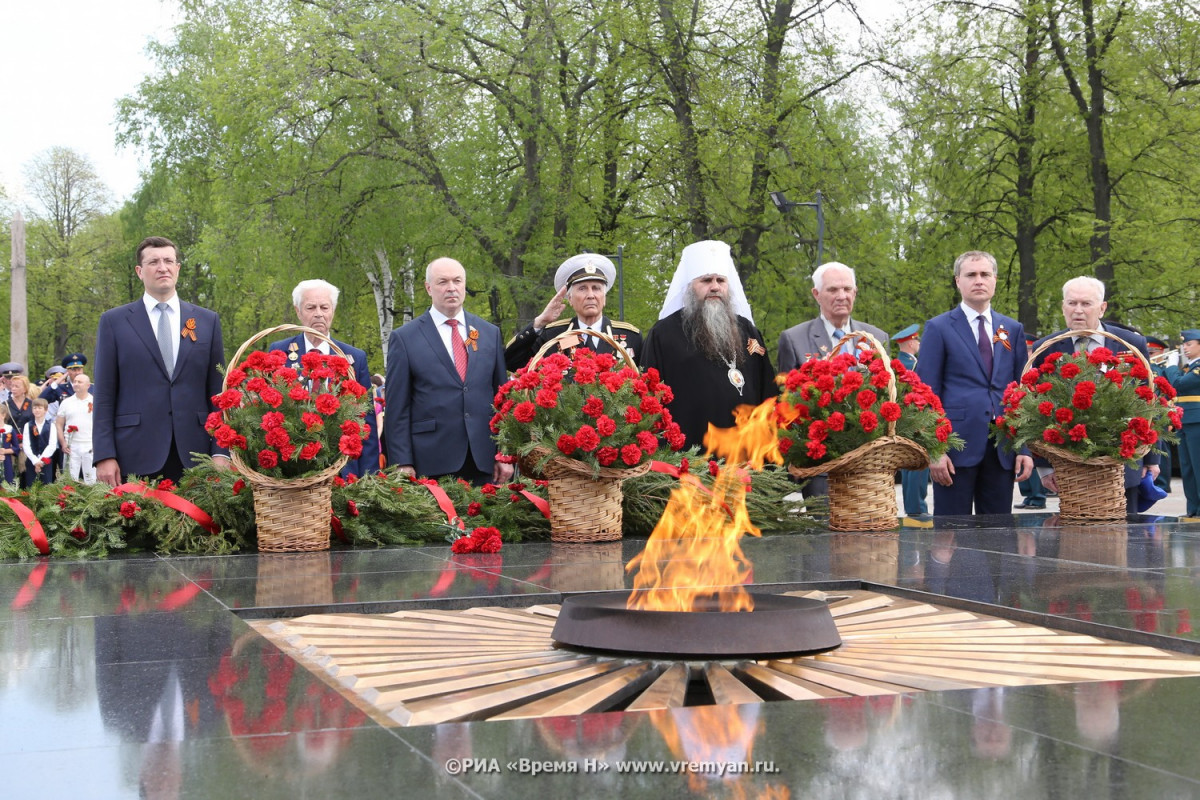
[463,313,490,383]
[951,307,990,378]
[810,321,831,358]
[126,301,172,379]
[420,313,462,382]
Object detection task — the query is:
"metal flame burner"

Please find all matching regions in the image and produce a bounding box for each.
[551,591,842,658]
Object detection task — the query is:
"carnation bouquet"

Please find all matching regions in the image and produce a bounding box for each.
[209,343,370,480]
[210,325,371,552]
[775,347,962,470]
[490,339,685,541]
[490,347,685,475]
[993,338,1181,466]
[992,328,1181,521]
[772,332,962,530]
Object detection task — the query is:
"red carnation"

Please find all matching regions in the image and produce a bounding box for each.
[624,406,643,424]
[119,501,140,519]
[225,368,247,387]
[880,401,901,422]
[860,411,879,433]
[620,444,643,466]
[259,387,284,408]
[1042,428,1065,445]
[1055,407,1074,424]
[806,440,827,459]
[265,427,291,448]
[557,434,578,455]
[299,442,322,460]
[232,479,246,495]
[341,419,363,437]
[204,412,223,432]
[338,434,364,458]
[596,446,619,466]
[512,402,537,423]
[596,415,617,437]
[1038,401,1055,416]
[637,431,658,453]
[576,425,601,451]
[287,385,310,402]
[535,388,558,409]
[856,389,878,410]
[257,449,280,469]
[213,389,243,410]
[639,396,663,415]
[315,393,341,415]
[1059,362,1081,379]
[1068,424,1088,442]
[301,412,323,430]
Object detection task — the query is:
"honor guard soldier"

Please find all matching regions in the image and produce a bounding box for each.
[504,253,642,372]
[1165,329,1200,517]
[893,324,930,515]
[1147,336,1173,494]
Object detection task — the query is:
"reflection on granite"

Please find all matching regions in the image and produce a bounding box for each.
[3,513,1200,796]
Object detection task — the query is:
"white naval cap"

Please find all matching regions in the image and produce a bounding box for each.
[554,253,616,292]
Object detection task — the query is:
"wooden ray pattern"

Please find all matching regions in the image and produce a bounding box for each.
[249,590,1200,727]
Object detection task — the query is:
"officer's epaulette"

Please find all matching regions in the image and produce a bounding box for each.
[610,320,641,333]
[544,319,573,330]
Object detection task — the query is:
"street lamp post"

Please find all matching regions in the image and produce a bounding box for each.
[769,190,824,265]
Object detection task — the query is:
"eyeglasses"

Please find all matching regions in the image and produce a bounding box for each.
[142,258,178,268]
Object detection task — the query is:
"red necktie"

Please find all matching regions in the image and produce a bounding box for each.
[447,319,468,381]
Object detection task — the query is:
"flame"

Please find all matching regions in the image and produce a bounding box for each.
[627,398,785,612]
[652,705,787,798]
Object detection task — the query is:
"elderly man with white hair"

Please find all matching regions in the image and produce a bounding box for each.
[776,261,889,373]
[505,253,642,371]
[641,240,776,450]
[268,278,379,477]
[1030,275,1159,515]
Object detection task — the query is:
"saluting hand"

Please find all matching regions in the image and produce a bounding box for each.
[533,286,569,331]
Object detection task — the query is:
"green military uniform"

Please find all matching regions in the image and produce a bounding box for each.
[1165,329,1200,516]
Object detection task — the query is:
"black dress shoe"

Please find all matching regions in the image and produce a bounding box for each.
[1015,501,1046,509]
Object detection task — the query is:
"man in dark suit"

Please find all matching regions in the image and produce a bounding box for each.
[504,254,642,371]
[916,250,1033,515]
[267,279,379,477]
[777,261,890,373]
[93,236,229,485]
[1032,276,1160,515]
[384,257,513,484]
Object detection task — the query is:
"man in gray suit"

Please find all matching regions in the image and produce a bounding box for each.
[776,261,888,498]
[777,261,889,373]
[384,257,513,485]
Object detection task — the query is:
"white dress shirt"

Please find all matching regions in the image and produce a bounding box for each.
[142,293,181,366]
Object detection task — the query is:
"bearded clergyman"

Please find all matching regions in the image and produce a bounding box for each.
[641,240,777,449]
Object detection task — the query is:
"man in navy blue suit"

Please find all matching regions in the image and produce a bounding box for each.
[94,237,229,485]
[916,251,1033,515]
[384,257,513,484]
[1032,276,1160,515]
[268,279,379,477]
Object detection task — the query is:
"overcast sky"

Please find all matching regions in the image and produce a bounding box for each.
[0,0,895,214]
[0,0,180,208]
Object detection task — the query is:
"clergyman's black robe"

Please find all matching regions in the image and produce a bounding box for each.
[641,310,777,450]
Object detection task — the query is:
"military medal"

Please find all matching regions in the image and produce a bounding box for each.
[288,342,299,361]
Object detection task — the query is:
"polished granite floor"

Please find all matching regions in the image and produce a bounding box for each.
[5,511,1200,799]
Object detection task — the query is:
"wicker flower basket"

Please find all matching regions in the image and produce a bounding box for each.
[1025,329,1151,523]
[524,329,645,542]
[788,331,929,532]
[226,325,349,552]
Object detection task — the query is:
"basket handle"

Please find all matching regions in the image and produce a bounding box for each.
[225,324,349,385]
[527,327,638,372]
[830,329,900,435]
[1022,327,1152,376]
[223,324,351,483]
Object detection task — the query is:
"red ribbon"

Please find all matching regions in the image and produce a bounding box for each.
[419,481,465,529]
[11,560,48,610]
[330,514,348,542]
[113,483,220,535]
[649,460,733,519]
[1,496,49,555]
[517,490,551,519]
[157,580,212,612]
